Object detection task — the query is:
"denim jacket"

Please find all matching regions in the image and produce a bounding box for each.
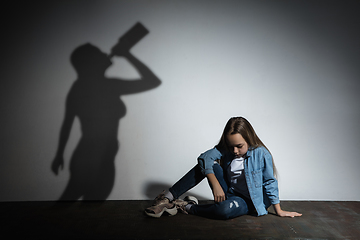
[197,146,280,216]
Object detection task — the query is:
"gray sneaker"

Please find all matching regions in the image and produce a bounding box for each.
[173,196,198,214]
[145,191,177,218]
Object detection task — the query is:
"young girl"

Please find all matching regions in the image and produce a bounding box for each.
[145,117,302,219]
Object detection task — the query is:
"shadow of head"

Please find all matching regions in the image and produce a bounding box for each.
[71,43,112,76]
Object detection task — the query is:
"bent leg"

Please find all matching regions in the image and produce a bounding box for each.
[169,163,228,200]
[191,195,249,220]
[169,164,205,199]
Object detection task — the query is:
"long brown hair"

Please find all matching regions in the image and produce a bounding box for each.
[217,117,277,177]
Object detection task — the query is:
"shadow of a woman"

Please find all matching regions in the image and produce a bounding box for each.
[51,43,161,201]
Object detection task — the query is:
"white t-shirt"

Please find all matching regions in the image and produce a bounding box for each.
[227,157,250,199]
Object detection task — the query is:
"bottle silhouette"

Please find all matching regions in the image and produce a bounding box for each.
[109,22,149,58]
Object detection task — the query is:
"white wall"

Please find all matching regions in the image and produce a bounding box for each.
[1,0,359,201]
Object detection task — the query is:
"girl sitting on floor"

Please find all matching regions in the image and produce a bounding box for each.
[145,116,302,219]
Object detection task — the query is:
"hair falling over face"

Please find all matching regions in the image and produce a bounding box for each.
[217,117,277,178]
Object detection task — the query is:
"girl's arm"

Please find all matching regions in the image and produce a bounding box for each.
[197,148,223,175]
[206,173,226,203]
[197,148,225,202]
[273,203,302,217]
[261,149,302,217]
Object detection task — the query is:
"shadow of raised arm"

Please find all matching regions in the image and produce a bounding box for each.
[111,51,161,95]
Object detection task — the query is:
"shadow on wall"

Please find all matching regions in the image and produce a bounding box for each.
[51,23,161,201]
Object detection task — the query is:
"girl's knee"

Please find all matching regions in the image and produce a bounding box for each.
[213,202,234,220]
[212,163,223,176]
[214,200,247,220]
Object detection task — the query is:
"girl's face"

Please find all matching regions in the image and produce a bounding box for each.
[227,133,249,158]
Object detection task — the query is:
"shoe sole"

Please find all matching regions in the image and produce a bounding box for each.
[145,206,178,218]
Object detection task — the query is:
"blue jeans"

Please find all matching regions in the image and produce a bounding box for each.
[169,163,255,220]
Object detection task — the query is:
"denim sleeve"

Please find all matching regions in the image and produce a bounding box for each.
[262,151,280,205]
[197,147,223,175]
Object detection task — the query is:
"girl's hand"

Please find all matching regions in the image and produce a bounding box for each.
[277,210,302,218]
[206,173,226,203]
[212,184,226,203]
[273,203,302,218]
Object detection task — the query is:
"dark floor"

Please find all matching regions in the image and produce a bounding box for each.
[1,200,359,239]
